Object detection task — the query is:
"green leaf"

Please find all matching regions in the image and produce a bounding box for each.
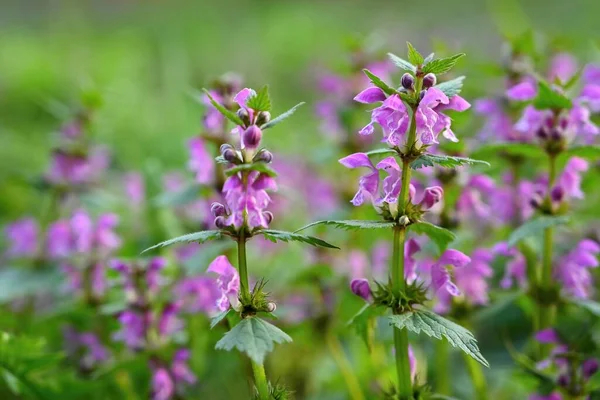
[261,102,305,130]
[142,230,224,253]
[215,317,292,364]
[533,80,572,110]
[408,222,455,253]
[471,142,545,160]
[225,162,277,177]
[362,69,398,96]
[0,268,63,303]
[570,298,600,317]
[246,85,271,112]
[388,309,489,367]
[423,52,435,65]
[210,309,233,329]
[422,53,466,75]
[507,215,570,247]
[406,42,424,65]
[348,304,387,347]
[562,145,600,160]
[294,219,397,233]
[411,154,490,170]
[364,148,398,158]
[387,53,416,73]
[434,76,466,98]
[203,89,245,126]
[259,229,339,249]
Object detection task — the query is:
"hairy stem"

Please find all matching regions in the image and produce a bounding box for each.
[326,329,365,400]
[237,237,269,399]
[434,339,451,395]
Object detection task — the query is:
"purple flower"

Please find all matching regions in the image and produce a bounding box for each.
[47,220,72,258]
[4,218,38,258]
[63,327,109,370]
[339,153,379,206]
[350,279,372,301]
[46,147,110,186]
[557,157,588,200]
[555,239,600,298]
[147,257,167,294]
[71,210,121,256]
[171,349,197,385]
[202,90,226,133]
[157,303,184,338]
[113,310,147,350]
[222,171,276,229]
[494,242,527,289]
[207,255,240,311]
[404,239,421,283]
[174,276,221,314]
[582,358,599,379]
[474,98,529,142]
[408,345,417,383]
[152,367,175,400]
[457,175,495,222]
[124,172,145,209]
[549,53,578,83]
[430,249,471,296]
[187,137,214,185]
[535,328,560,344]
[415,88,470,145]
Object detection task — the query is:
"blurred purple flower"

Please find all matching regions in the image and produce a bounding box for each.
[171,349,197,385]
[188,137,214,185]
[4,218,38,258]
[114,310,147,350]
[47,220,71,258]
[158,303,184,338]
[124,172,145,209]
[152,367,175,400]
[555,239,600,298]
[71,209,121,256]
[494,242,527,289]
[174,276,221,314]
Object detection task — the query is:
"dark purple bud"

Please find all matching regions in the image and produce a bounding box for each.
[242,125,262,149]
[266,302,276,313]
[220,143,233,153]
[210,202,226,217]
[559,117,569,130]
[550,186,564,203]
[544,116,554,130]
[550,128,562,140]
[422,73,437,88]
[262,211,273,225]
[222,148,240,164]
[401,73,415,90]
[536,127,548,139]
[419,90,426,101]
[529,195,542,209]
[236,108,250,126]
[253,149,273,163]
[583,358,599,379]
[214,216,228,229]
[256,111,271,126]
[350,279,371,301]
[557,373,570,388]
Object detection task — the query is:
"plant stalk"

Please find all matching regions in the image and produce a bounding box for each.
[325,329,366,400]
[463,352,488,400]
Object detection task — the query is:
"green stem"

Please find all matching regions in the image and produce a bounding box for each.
[237,237,269,399]
[434,340,451,395]
[463,353,488,400]
[325,330,365,400]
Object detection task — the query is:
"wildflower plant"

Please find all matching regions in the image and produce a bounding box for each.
[144,85,338,399]
[298,43,491,398]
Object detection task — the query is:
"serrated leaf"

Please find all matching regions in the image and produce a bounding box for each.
[246,85,271,112]
[533,80,572,110]
[562,145,600,160]
[423,53,435,65]
[364,148,398,157]
[408,222,455,253]
[348,304,386,347]
[203,89,244,126]
[261,102,305,130]
[215,317,292,364]
[210,309,232,329]
[294,219,397,233]
[471,142,545,160]
[142,230,224,253]
[387,53,416,73]
[434,76,466,98]
[388,309,489,367]
[362,69,398,96]
[225,162,277,177]
[411,154,490,170]
[406,42,424,65]
[507,215,570,247]
[259,229,339,249]
[422,53,466,75]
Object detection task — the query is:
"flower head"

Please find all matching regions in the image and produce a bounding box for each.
[207,255,240,311]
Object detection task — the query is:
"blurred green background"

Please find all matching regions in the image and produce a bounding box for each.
[1,0,599,221]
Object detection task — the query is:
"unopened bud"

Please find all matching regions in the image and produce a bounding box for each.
[419,90,426,101]
[583,359,599,379]
[266,302,277,313]
[253,149,273,163]
[222,148,240,164]
[529,195,542,209]
[210,202,226,217]
[399,215,410,225]
[420,186,444,210]
[422,73,437,88]
[214,216,228,229]
[550,128,562,141]
[536,127,549,139]
[220,143,233,153]
[350,279,371,301]
[256,111,271,126]
[242,125,262,149]
[557,373,570,388]
[550,186,564,203]
[401,73,415,90]
[236,108,250,126]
